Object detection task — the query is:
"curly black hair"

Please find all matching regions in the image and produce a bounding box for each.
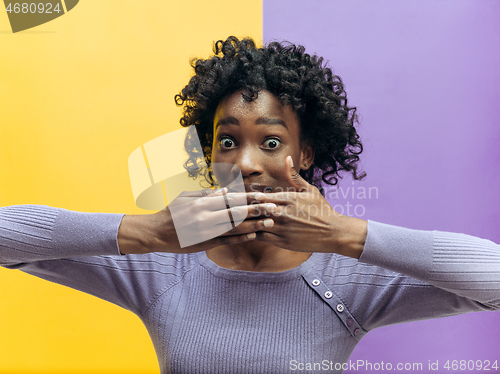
[174,36,365,188]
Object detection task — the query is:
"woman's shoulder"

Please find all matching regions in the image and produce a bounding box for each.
[313,251,404,281]
[115,251,201,278]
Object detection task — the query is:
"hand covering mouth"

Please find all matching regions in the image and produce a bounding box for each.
[226,183,273,193]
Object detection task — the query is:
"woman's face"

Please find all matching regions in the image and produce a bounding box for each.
[211,89,313,192]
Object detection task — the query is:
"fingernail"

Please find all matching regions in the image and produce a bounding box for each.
[255,192,265,200]
[266,203,276,212]
[262,219,274,228]
[247,233,256,239]
[288,156,294,168]
[213,187,226,195]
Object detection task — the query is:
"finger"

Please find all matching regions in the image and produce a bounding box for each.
[206,195,271,214]
[254,230,281,242]
[285,155,312,193]
[172,190,260,216]
[230,203,277,222]
[246,190,293,205]
[214,231,257,246]
[179,187,227,198]
[243,189,310,209]
[222,191,293,206]
[191,194,229,212]
[224,190,300,206]
[221,217,275,236]
[196,191,257,212]
[209,187,228,197]
[223,191,268,206]
[194,231,257,250]
[205,203,275,227]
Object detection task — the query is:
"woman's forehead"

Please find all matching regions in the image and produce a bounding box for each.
[213,89,300,128]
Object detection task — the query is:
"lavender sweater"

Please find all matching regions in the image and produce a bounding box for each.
[1,205,499,374]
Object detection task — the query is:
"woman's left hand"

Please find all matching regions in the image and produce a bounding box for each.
[251,156,367,259]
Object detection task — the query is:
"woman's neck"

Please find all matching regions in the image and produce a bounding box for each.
[205,241,312,272]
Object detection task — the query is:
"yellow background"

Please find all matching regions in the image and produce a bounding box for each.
[0,1,262,372]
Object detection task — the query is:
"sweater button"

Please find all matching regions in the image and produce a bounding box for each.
[336,304,344,313]
[324,291,333,299]
[312,279,320,286]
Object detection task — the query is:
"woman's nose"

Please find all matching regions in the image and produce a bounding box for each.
[230,146,264,177]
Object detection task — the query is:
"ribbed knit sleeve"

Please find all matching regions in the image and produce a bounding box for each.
[0,205,123,266]
[359,220,500,307]
[0,205,198,315]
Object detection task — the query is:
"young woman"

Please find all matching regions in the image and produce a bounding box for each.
[1,37,499,374]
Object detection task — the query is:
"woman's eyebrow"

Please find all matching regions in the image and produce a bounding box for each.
[215,116,288,129]
[255,117,288,129]
[215,117,239,129]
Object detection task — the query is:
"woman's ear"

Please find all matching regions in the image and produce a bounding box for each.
[299,141,315,170]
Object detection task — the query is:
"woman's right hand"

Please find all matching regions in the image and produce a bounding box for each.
[118,188,275,254]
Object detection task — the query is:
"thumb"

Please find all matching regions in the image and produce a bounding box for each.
[285,156,311,193]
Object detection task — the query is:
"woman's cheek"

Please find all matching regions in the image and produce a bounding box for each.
[266,158,288,185]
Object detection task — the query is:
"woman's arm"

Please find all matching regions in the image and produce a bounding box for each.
[0,205,123,267]
[358,220,500,307]
[0,204,191,314]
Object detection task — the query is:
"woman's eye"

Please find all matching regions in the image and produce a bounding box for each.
[219,137,236,149]
[262,138,281,149]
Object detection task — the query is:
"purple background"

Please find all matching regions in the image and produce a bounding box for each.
[264,1,500,372]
